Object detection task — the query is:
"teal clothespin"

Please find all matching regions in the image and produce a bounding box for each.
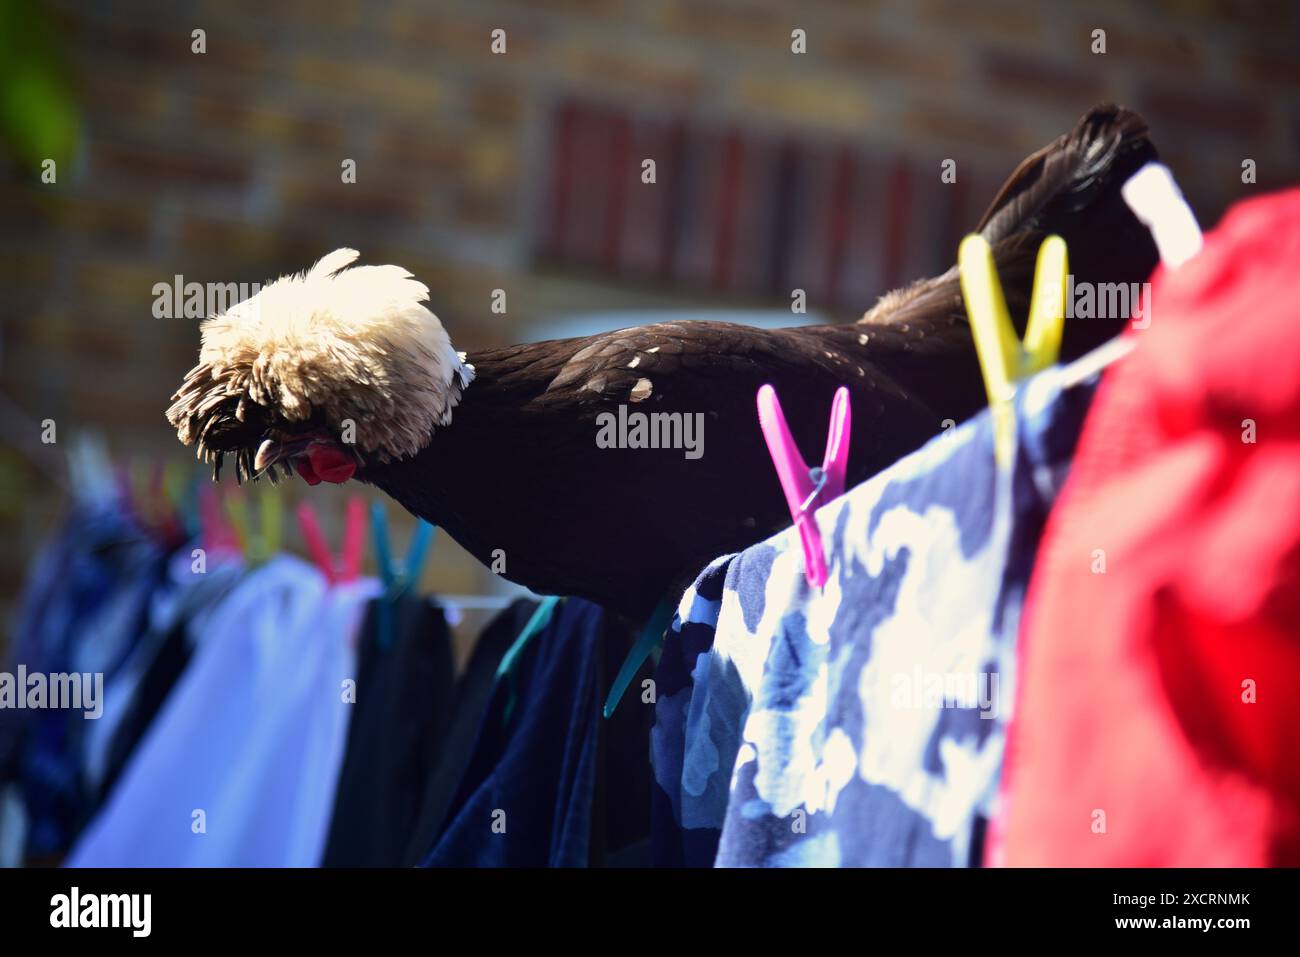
[603,598,676,719]
[496,596,562,681]
[181,468,202,542]
[370,502,435,649]
[496,595,562,726]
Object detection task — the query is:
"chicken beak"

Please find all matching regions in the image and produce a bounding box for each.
[253,436,315,475]
[253,439,278,474]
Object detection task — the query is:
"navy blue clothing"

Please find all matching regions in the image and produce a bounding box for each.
[401,599,537,866]
[420,598,606,867]
[323,594,455,867]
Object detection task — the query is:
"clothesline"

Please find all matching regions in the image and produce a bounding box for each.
[437,594,534,611]
[3,186,1296,869]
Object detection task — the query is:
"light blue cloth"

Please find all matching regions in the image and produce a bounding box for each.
[80,545,245,796]
[67,556,377,867]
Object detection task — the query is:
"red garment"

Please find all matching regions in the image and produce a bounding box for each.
[996,187,1300,866]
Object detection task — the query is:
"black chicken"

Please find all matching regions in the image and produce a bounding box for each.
[168,104,1158,617]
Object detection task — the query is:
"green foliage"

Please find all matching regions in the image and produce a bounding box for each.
[0,0,79,170]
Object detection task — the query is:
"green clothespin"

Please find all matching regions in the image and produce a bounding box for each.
[224,484,282,565]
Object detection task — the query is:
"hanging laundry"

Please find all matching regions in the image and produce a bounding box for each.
[322,593,455,867]
[653,365,1098,866]
[66,555,377,867]
[82,545,245,807]
[0,785,24,867]
[651,554,739,867]
[0,506,91,854]
[997,187,1300,867]
[401,598,537,866]
[419,598,613,867]
[1,497,169,861]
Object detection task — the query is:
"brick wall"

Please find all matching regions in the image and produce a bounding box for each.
[1,0,1297,637]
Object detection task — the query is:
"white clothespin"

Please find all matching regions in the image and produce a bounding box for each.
[1121,163,1203,271]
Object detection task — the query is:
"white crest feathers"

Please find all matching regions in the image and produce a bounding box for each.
[170,248,473,463]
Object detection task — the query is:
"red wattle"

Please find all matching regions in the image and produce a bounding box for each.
[295,456,322,486]
[308,445,356,484]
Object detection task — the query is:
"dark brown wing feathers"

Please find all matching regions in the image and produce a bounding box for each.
[283,105,1161,615]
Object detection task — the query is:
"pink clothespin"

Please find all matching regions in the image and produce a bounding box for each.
[296,496,365,585]
[198,484,241,556]
[757,384,851,589]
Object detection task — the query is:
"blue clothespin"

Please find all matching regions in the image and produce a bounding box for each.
[180,468,202,543]
[496,596,562,681]
[603,598,676,719]
[370,502,435,649]
[496,595,562,726]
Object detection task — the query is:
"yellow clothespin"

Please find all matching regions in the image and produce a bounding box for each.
[259,483,283,558]
[958,233,1068,467]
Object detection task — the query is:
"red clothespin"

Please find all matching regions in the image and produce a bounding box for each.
[296,497,365,585]
[757,384,851,589]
